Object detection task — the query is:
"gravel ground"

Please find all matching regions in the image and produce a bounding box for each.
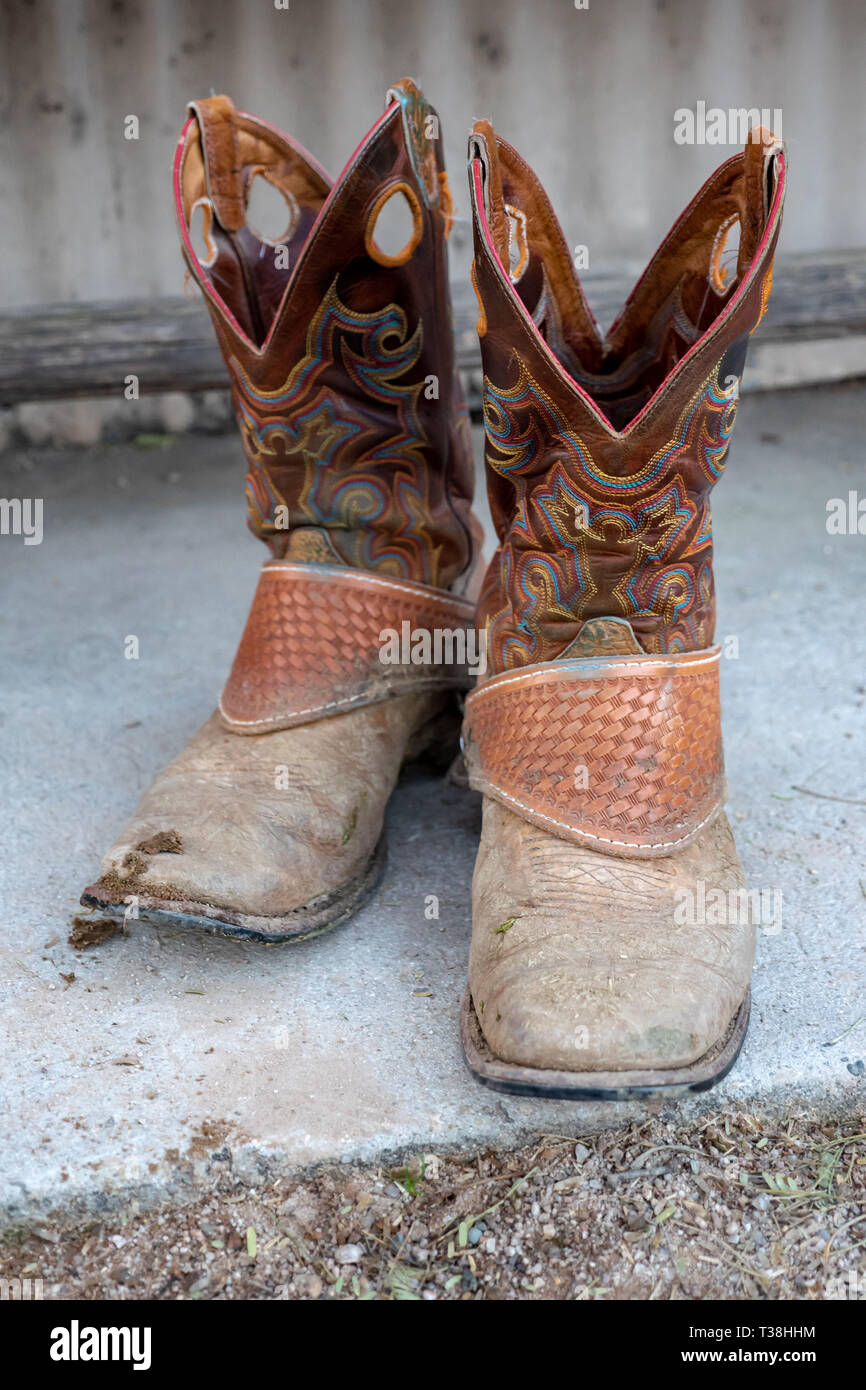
[2,1109,864,1301]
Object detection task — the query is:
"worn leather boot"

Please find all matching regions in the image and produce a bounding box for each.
[82,79,481,942]
[461,120,786,1096]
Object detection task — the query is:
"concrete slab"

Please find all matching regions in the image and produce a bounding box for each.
[1,384,865,1223]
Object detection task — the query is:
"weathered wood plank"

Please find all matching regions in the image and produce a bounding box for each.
[450,250,866,348]
[0,298,226,405]
[0,251,863,407]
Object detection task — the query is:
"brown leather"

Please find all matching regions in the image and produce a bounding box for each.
[220,560,476,733]
[557,615,644,659]
[84,82,482,940]
[187,96,246,232]
[462,119,786,1082]
[174,81,478,592]
[463,646,723,857]
[468,124,786,668]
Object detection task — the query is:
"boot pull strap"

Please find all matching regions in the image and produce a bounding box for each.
[737,126,784,280]
[187,95,246,232]
[469,123,511,272]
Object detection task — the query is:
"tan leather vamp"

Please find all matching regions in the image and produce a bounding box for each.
[87,693,447,932]
[469,799,753,1073]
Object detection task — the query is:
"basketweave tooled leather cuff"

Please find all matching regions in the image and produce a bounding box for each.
[462,647,726,858]
[219,561,478,734]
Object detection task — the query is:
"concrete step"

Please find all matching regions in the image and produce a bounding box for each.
[1,386,864,1223]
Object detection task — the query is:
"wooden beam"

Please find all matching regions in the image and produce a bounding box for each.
[0,251,864,408]
[0,298,226,405]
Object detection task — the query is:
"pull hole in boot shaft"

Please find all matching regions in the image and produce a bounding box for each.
[245,171,298,246]
[189,198,217,267]
[709,214,741,294]
[365,182,423,266]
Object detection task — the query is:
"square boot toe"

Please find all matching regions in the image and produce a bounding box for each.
[469,799,756,1074]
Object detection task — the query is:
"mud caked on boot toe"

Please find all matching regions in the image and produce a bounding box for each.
[460,119,786,1094]
[83,80,482,942]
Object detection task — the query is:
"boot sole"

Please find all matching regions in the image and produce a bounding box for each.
[460,987,750,1101]
[80,833,387,945]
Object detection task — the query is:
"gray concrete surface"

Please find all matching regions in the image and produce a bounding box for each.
[1,385,865,1224]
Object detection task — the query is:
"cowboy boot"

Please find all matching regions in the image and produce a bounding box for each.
[82,79,481,943]
[461,120,786,1096]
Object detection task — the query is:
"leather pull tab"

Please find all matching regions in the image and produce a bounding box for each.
[737,125,782,278]
[385,77,442,207]
[187,95,246,232]
[470,121,511,271]
[386,76,423,111]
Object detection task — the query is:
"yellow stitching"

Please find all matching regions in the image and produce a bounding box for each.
[484,355,733,489]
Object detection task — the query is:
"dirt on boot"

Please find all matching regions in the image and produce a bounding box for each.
[134,830,184,855]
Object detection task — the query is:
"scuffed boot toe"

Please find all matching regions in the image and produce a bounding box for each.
[468,800,754,1079]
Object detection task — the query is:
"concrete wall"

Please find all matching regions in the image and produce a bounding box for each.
[0,0,863,311]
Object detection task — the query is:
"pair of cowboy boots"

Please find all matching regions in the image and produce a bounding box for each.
[83,80,786,1100]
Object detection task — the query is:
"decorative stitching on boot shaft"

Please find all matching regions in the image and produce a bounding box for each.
[467,127,786,671]
[174,85,478,593]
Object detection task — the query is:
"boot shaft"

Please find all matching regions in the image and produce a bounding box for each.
[174,79,477,591]
[467,122,786,670]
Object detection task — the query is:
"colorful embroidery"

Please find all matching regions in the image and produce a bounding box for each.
[479,357,741,666]
[228,278,440,582]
